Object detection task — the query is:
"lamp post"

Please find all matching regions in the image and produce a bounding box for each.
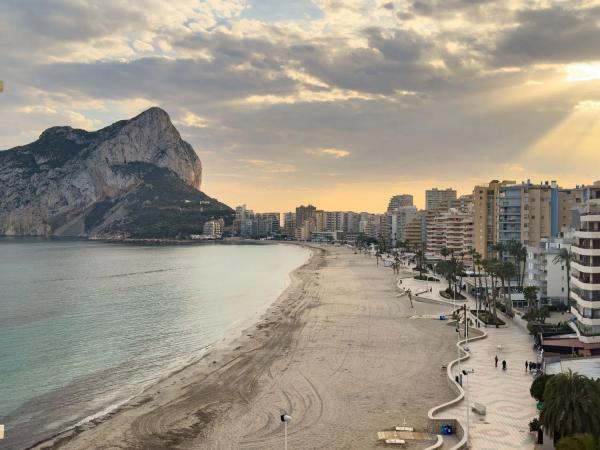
[462,368,475,444]
[281,413,292,450]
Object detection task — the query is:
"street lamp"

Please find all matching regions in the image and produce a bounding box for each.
[462,368,475,444]
[281,413,292,450]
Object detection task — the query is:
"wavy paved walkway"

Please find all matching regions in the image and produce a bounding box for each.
[402,268,539,450]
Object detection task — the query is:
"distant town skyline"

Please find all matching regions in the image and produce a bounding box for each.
[1,1,600,213]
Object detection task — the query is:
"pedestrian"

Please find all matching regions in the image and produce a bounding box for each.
[494,355,498,367]
[430,287,432,292]
[502,360,507,371]
[525,360,528,372]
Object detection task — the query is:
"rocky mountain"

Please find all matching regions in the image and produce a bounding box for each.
[0,107,233,238]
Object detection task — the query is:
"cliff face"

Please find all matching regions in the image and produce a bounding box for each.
[0,107,231,238]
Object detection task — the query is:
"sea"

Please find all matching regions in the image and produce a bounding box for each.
[0,239,310,449]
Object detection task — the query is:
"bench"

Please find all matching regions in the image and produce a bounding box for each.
[385,439,406,446]
[472,402,486,416]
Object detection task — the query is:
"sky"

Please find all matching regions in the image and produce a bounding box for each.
[1,0,600,211]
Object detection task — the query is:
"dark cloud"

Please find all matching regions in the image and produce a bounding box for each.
[410,0,492,17]
[494,5,600,65]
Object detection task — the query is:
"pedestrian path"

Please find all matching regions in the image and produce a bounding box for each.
[397,266,539,449]
[441,318,539,449]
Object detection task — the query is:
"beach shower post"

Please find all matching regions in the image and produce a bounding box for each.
[281,413,292,450]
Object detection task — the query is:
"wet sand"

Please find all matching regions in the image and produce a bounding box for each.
[33,245,456,449]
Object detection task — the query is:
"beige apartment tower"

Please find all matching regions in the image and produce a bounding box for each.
[472,180,516,258]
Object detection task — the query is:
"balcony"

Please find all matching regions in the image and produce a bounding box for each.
[572,245,600,257]
[572,261,600,274]
[575,231,600,239]
[571,276,600,291]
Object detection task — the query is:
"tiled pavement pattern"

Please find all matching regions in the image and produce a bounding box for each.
[441,318,539,449]
[397,267,539,449]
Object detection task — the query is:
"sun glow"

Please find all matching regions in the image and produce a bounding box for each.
[566,63,600,82]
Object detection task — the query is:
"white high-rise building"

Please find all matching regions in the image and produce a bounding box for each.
[526,236,572,307]
[571,181,600,350]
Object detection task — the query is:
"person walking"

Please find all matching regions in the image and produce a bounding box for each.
[502,360,507,371]
[494,355,498,368]
[525,360,528,372]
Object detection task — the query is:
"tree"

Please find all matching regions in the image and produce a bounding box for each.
[507,240,527,290]
[530,374,554,402]
[498,261,516,315]
[441,246,451,259]
[524,286,539,311]
[556,434,599,450]
[553,248,573,306]
[541,371,600,441]
[415,247,426,278]
[437,256,465,298]
[482,258,501,322]
[492,242,505,261]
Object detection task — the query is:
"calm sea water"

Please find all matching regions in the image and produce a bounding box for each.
[0,239,310,450]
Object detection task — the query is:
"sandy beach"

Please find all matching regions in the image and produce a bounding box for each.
[33,244,457,450]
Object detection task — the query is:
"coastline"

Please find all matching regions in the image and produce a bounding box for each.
[27,242,321,450]
[30,244,457,450]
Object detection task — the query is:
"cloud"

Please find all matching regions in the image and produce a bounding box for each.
[239,159,296,173]
[494,5,600,66]
[2,0,600,211]
[175,111,213,128]
[306,147,350,158]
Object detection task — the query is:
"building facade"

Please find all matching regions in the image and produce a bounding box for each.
[473,180,516,258]
[426,188,457,211]
[387,194,414,211]
[571,182,600,347]
[526,237,571,306]
[426,207,474,265]
[497,181,583,251]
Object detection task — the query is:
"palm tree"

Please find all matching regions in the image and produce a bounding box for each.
[507,240,527,290]
[473,250,483,311]
[492,242,505,261]
[482,258,500,322]
[556,434,599,450]
[553,247,573,306]
[415,248,426,278]
[499,261,515,315]
[523,286,539,311]
[440,246,451,260]
[541,370,600,441]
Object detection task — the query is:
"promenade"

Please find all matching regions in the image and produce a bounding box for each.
[399,266,539,449]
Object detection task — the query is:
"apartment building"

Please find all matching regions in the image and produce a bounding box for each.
[426,188,457,211]
[526,236,572,306]
[473,180,516,258]
[202,219,224,237]
[426,207,474,265]
[404,210,427,250]
[282,212,296,237]
[387,206,417,247]
[387,194,413,211]
[571,182,600,349]
[497,181,583,250]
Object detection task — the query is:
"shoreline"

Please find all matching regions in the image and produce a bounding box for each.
[29,244,456,450]
[27,243,321,450]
